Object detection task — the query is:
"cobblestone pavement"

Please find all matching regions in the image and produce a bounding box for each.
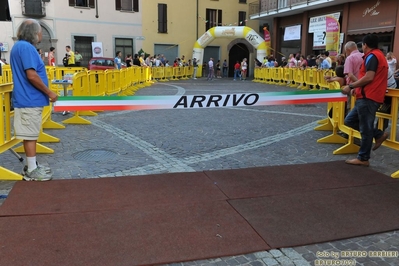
[1,78,398,266]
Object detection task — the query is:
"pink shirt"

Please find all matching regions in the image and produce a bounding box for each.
[344,50,363,85]
[288,57,297,68]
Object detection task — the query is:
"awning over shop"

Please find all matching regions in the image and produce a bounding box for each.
[347,26,395,35]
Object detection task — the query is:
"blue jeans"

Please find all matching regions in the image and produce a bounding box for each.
[344,98,384,161]
[234,69,240,80]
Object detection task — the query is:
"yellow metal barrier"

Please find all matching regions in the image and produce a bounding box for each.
[304,68,319,91]
[152,67,165,81]
[105,69,121,95]
[181,66,192,80]
[293,68,307,90]
[253,67,262,82]
[0,65,13,84]
[316,88,399,178]
[271,67,284,85]
[0,82,22,180]
[163,66,173,81]
[88,70,106,96]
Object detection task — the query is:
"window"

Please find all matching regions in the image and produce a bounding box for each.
[0,0,11,21]
[239,0,247,3]
[68,0,95,8]
[23,0,45,17]
[206,9,222,31]
[238,11,246,26]
[115,0,139,12]
[115,38,134,60]
[158,4,167,33]
[278,0,288,8]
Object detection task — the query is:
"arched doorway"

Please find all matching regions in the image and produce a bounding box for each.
[228,43,249,78]
[37,25,53,66]
[192,26,267,77]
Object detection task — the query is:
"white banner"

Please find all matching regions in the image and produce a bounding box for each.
[313,31,326,48]
[284,25,301,41]
[91,42,103,57]
[309,12,340,33]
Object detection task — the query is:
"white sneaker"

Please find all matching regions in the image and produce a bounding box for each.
[23,167,52,181]
[22,163,51,176]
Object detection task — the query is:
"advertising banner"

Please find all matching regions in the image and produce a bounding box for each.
[263,27,271,56]
[325,16,340,60]
[91,42,103,57]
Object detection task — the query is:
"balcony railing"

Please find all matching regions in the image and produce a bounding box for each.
[249,0,322,17]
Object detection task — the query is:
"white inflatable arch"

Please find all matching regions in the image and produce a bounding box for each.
[192,26,267,66]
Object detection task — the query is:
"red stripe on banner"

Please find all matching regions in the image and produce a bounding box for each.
[259,97,346,105]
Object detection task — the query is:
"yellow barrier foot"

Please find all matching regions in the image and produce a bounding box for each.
[317,117,329,125]
[42,119,65,129]
[391,170,399,178]
[14,143,54,154]
[0,167,23,181]
[317,134,347,144]
[63,114,91,125]
[314,122,333,131]
[333,141,360,155]
[79,111,98,116]
[38,132,60,143]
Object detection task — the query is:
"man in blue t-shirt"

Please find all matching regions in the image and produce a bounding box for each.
[10,19,58,181]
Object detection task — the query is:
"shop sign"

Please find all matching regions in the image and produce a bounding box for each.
[363,0,380,17]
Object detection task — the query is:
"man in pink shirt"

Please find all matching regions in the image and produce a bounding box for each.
[343,41,363,85]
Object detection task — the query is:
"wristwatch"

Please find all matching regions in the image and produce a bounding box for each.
[349,84,354,89]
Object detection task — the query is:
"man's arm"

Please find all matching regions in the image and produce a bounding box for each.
[26,69,58,102]
[341,54,377,95]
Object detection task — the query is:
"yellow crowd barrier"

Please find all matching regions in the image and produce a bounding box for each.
[316,88,399,178]
[3,64,399,179]
[253,67,342,91]
[0,65,12,84]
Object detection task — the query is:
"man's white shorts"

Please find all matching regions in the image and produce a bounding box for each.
[14,107,43,140]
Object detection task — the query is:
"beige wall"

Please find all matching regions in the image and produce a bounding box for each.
[142,0,259,63]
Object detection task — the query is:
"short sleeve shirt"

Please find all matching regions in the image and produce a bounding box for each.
[10,40,49,108]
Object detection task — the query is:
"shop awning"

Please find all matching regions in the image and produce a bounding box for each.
[347,26,395,35]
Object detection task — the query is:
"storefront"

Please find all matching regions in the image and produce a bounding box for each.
[270,0,398,63]
[345,0,398,55]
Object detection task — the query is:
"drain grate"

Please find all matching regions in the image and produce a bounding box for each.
[72,149,118,161]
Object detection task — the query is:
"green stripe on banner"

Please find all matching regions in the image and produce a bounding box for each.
[53,90,347,112]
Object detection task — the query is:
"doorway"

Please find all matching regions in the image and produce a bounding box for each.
[74,36,94,68]
[228,43,249,77]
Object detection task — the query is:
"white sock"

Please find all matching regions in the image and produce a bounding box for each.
[27,157,37,172]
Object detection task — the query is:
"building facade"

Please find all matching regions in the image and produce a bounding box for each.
[0,0,143,67]
[0,0,263,76]
[249,0,399,68]
[141,0,260,76]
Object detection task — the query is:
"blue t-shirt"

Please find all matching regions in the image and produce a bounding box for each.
[320,59,331,70]
[11,40,49,108]
[115,57,121,69]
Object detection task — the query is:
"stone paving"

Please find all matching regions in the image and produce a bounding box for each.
[1,77,398,266]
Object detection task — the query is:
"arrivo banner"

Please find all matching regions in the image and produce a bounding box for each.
[53,91,347,112]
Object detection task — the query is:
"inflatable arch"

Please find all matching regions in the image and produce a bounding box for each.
[192,26,268,75]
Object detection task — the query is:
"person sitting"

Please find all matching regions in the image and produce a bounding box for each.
[325,65,346,87]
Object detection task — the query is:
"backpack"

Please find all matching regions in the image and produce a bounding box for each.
[62,56,68,67]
